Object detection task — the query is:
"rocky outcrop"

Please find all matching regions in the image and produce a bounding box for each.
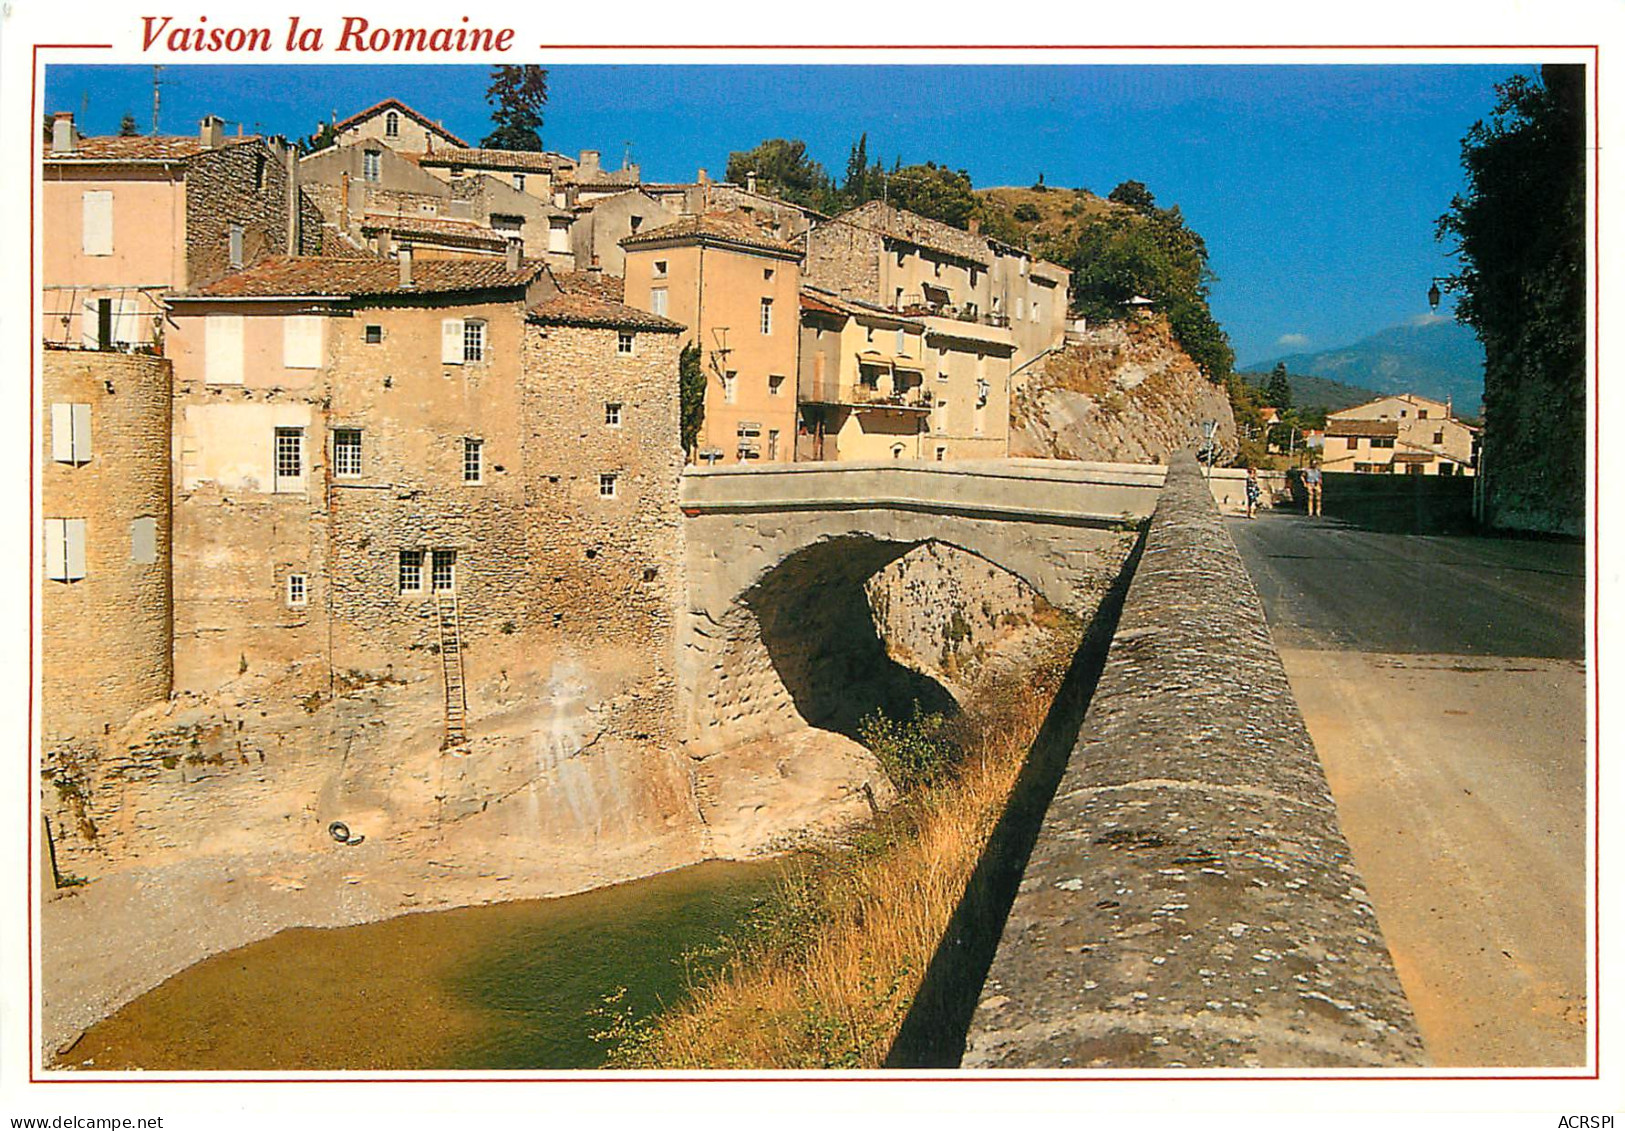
[1012,316,1237,464]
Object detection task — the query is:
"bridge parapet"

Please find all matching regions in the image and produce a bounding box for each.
[962,452,1426,1068]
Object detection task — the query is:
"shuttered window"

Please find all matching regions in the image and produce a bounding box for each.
[206,315,245,385]
[130,516,157,565]
[283,315,323,369]
[333,429,362,477]
[50,403,92,464]
[273,427,305,493]
[81,191,113,256]
[441,318,466,364]
[44,518,87,582]
[228,224,244,269]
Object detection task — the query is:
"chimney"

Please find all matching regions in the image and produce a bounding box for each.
[697,167,709,186]
[747,172,758,194]
[578,149,601,179]
[199,114,225,149]
[339,171,350,221]
[968,217,981,236]
[505,236,522,273]
[50,112,77,154]
[398,242,414,288]
[285,144,299,252]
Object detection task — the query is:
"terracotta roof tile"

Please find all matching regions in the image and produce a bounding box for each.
[622,211,803,257]
[332,98,470,148]
[175,255,545,299]
[528,292,683,332]
[549,271,625,302]
[45,134,266,163]
[360,212,506,245]
[1325,419,1401,438]
[419,146,572,174]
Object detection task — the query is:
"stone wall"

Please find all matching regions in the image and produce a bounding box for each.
[185,141,296,287]
[963,452,1424,1069]
[41,350,173,851]
[802,219,881,300]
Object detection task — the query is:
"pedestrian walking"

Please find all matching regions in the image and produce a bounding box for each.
[1245,465,1261,519]
[1304,459,1323,517]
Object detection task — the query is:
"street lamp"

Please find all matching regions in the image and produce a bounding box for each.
[1427,277,1451,313]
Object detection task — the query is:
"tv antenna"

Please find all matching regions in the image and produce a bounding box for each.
[150,65,164,136]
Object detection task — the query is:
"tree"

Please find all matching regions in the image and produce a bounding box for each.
[118,113,139,137]
[1266,362,1293,412]
[885,163,978,229]
[679,343,706,458]
[1107,179,1158,213]
[1437,65,1585,532]
[482,65,548,151]
[843,133,872,203]
[298,121,338,155]
[724,138,832,209]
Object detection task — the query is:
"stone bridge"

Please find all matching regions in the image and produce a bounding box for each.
[678,459,1163,757]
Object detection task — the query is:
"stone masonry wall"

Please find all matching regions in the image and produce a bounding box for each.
[802,219,881,300]
[963,452,1424,1068]
[185,141,294,287]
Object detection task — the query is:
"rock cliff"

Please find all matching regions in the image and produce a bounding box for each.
[1012,315,1237,464]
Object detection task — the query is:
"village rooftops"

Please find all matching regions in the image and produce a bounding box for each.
[359,212,507,248]
[800,286,924,329]
[1324,418,1402,438]
[43,133,265,164]
[417,146,574,174]
[169,255,547,300]
[332,98,470,148]
[833,200,990,267]
[527,291,684,333]
[621,210,804,258]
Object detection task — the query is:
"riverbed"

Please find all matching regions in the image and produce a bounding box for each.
[57,859,782,1071]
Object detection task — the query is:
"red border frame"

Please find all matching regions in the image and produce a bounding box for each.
[25,40,1605,1087]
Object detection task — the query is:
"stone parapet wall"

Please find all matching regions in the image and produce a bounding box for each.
[962,451,1425,1068]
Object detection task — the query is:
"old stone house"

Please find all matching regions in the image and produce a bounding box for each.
[623,212,804,465]
[1324,393,1476,475]
[163,251,686,744]
[329,97,468,155]
[42,112,316,349]
[568,189,681,276]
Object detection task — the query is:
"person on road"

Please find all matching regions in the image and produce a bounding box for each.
[1304,460,1323,517]
[1245,465,1261,519]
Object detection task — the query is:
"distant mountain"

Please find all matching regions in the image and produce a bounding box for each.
[1235,369,1381,414]
[1243,317,1486,413]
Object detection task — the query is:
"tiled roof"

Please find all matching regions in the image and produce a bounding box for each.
[332,99,470,148]
[419,146,572,174]
[800,286,922,327]
[834,201,990,266]
[529,292,683,332]
[549,271,625,302]
[623,211,803,257]
[174,255,545,299]
[572,168,642,189]
[1325,419,1401,438]
[45,134,264,163]
[360,212,506,245]
[1392,452,1435,463]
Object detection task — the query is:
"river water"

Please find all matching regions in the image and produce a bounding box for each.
[58,859,782,1072]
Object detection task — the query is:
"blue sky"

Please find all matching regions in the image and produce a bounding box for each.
[43,62,1523,364]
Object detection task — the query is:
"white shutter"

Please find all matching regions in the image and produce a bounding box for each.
[283,315,323,369]
[441,318,465,364]
[80,298,100,349]
[81,191,113,256]
[114,297,142,345]
[72,404,92,462]
[130,516,157,565]
[64,519,87,580]
[50,404,74,463]
[44,520,67,581]
[206,315,245,385]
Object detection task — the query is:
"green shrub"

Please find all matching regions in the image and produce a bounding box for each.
[858,703,956,794]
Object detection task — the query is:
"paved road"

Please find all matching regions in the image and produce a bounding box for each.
[1229,511,1588,1067]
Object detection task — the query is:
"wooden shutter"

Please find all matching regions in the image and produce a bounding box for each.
[64,519,87,580]
[44,520,66,581]
[441,318,465,364]
[283,315,323,369]
[80,298,99,349]
[206,315,245,385]
[72,404,91,462]
[113,297,143,345]
[81,191,113,256]
[50,404,73,463]
[130,516,157,565]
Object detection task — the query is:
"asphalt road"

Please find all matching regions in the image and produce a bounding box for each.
[1229,511,1589,1068]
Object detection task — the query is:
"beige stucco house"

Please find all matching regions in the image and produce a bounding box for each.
[1325,393,1476,475]
[329,97,468,155]
[623,212,804,465]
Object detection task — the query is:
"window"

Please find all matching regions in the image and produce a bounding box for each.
[605,403,623,427]
[1344,437,1358,451]
[463,437,484,483]
[653,260,669,279]
[1372,437,1396,449]
[432,550,456,592]
[630,215,643,232]
[1015,296,1025,320]
[548,220,570,254]
[364,324,383,344]
[81,191,113,256]
[895,287,904,308]
[399,550,424,593]
[933,260,942,278]
[935,445,947,462]
[768,429,779,460]
[759,298,773,335]
[492,214,523,233]
[205,315,245,384]
[891,443,906,459]
[363,150,381,183]
[385,110,400,138]
[649,287,668,317]
[1031,299,1041,324]
[333,429,362,478]
[896,328,907,354]
[934,399,948,434]
[50,403,92,464]
[617,331,635,355]
[228,224,244,269]
[254,154,266,192]
[513,173,526,193]
[764,268,775,282]
[283,315,323,369]
[598,473,618,498]
[130,516,156,565]
[273,427,304,491]
[1419,408,1430,420]
[464,320,485,363]
[43,518,87,582]
[287,573,307,608]
[722,371,737,403]
[1434,430,1446,445]
[768,374,785,397]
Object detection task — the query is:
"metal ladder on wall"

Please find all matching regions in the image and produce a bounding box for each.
[435,592,468,746]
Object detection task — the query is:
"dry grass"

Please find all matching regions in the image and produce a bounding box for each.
[603,632,1080,1070]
